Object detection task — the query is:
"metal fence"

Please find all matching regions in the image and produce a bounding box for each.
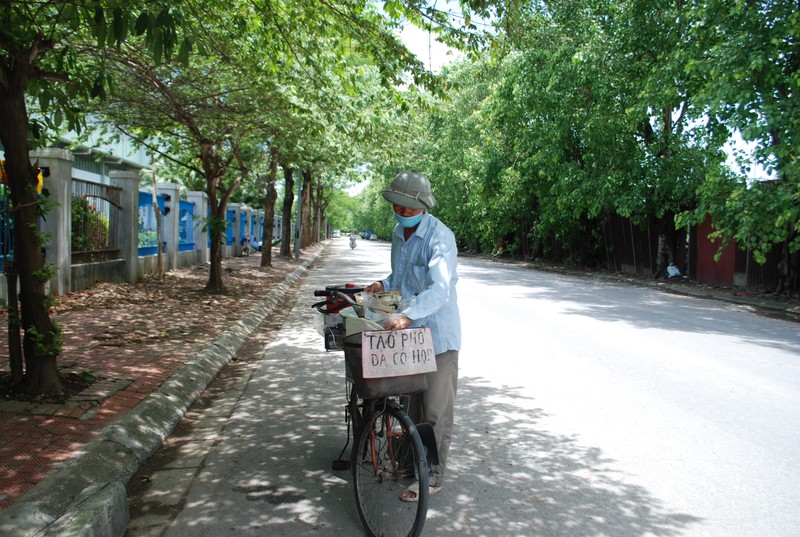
[137,191,167,256]
[71,178,122,264]
[178,199,195,252]
[226,208,235,245]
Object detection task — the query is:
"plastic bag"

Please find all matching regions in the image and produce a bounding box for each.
[667,264,681,278]
[358,292,419,325]
[358,291,401,323]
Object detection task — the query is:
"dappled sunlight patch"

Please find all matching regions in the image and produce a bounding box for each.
[420,376,702,535]
[314,471,348,489]
[232,481,307,504]
[147,256,702,534]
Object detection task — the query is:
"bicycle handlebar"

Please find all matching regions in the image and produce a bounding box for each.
[311,286,365,314]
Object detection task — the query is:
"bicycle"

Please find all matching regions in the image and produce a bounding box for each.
[312,286,435,537]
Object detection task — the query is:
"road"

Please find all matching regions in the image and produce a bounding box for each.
[128,237,800,537]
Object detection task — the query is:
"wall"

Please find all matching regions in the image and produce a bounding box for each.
[0,148,280,305]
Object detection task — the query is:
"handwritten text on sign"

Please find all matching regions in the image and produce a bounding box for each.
[361,328,437,379]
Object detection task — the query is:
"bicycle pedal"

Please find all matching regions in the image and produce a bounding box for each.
[332,459,350,471]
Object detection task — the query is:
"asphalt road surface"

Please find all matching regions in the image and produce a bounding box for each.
[128,237,800,537]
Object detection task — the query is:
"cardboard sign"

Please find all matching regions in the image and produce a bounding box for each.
[361,328,437,379]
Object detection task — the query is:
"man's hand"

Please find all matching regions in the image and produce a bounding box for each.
[364,281,384,293]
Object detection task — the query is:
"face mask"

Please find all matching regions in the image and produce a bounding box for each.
[394,211,423,228]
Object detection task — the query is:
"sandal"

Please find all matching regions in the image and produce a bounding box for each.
[399,482,442,502]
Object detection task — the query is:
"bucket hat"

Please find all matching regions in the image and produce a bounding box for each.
[382,171,437,210]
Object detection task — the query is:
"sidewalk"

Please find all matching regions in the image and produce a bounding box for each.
[0,245,326,536]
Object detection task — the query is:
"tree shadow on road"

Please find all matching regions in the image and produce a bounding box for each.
[128,261,703,536]
[154,304,702,536]
[430,376,702,536]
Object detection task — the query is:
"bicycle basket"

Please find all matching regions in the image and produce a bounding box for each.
[325,325,345,351]
[343,332,428,399]
[316,312,346,351]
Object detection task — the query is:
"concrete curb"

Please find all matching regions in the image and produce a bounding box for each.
[0,246,326,537]
[484,256,799,321]
[655,282,800,318]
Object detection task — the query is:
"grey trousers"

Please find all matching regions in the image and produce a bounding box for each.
[408,350,459,487]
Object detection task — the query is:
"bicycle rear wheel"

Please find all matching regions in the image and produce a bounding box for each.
[352,401,429,537]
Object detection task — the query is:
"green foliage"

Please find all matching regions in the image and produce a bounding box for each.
[42,293,58,311]
[324,188,360,231]
[361,0,797,269]
[26,322,64,358]
[71,196,110,252]
[32,263,58,283]
[3,0,193,147]
[203,215,228,236]
[26,221,53,248]
[138,229,158,248]
[79,370,98,383]
[6,304,21,328]
[680,0,800,259]
[678,166,800,262]
[33,189,59,220]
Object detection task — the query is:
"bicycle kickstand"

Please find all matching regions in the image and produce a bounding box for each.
[332,403,354,471]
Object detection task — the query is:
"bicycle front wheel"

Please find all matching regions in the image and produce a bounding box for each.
[352,402,429,537]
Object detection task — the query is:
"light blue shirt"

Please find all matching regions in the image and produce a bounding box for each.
[381,212,461,355]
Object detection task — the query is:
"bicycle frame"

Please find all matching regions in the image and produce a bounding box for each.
[312,286,430,537]
[362,397,408,475]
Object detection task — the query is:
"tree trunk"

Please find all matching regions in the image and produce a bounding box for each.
[204,184,226,293]
[775,233,798,294]
[0,89,63,395]
[300,169,313,248]
[199,143,244,293]
[280,165,294,258]
[314,181,323,243]
[260,148,279,268]
[152,164,164,276]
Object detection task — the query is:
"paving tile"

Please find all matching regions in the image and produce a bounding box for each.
[0,248,319,511]
[53,402,87,419]
[0,401,32,413]
[28,404,62,416]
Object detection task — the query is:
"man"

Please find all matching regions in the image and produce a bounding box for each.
[364,170,461,502]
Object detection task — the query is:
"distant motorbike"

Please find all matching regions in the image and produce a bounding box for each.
[240,234,261,256]
[350,236,357,249]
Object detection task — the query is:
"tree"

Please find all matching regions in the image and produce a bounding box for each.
[259,145,280,267]
[323,187,360,232]
[679,0,799,286]
[405,0,726,263]
[279,163,295,258]
[421,56,509,255]
[144,161,166,276]
[98,42,264,291]
[0,0,506,393]
[0,0,188,395]
[495,1,712,248]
